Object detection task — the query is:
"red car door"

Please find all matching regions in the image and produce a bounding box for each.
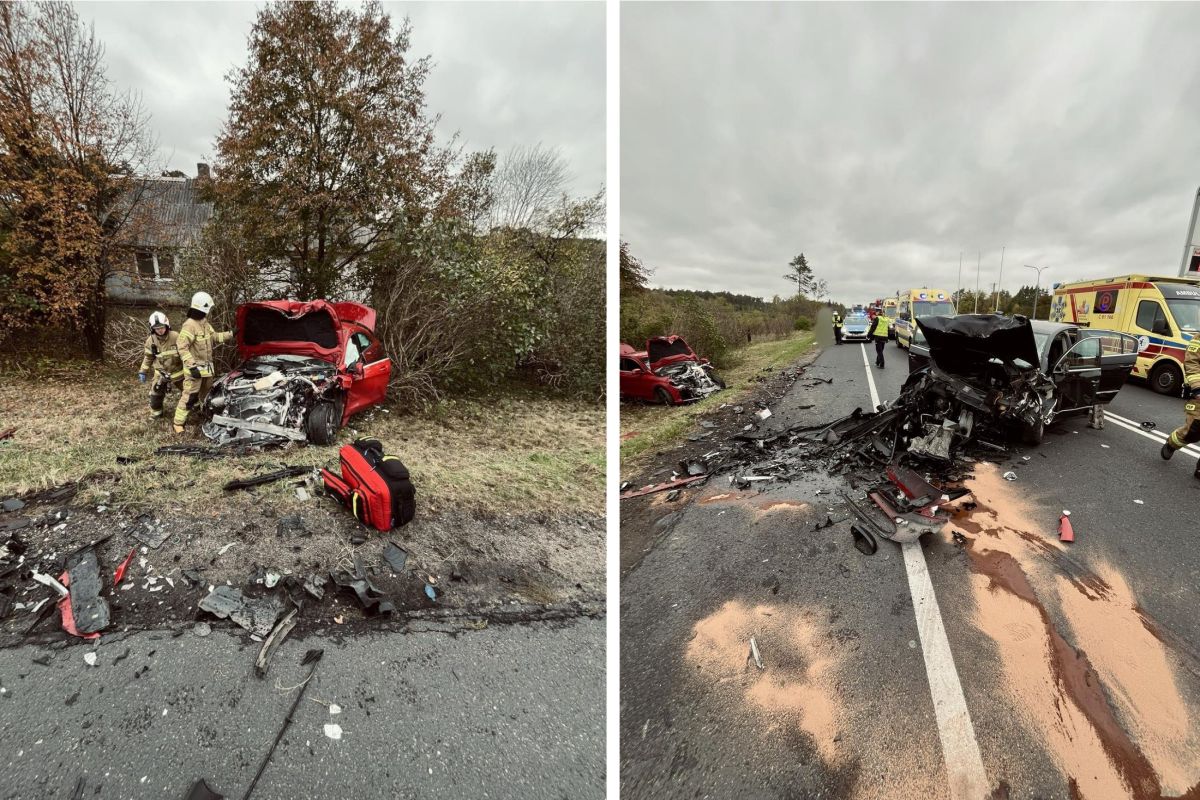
[342,328,391,421]
[620,356,654,400]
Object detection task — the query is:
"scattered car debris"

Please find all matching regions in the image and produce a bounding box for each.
[1,498,25,513]
[60,548,110,636]
[665,490,681,502]
[324,723,343,741]
[329,568,394,615]
[255,608,299,678]
[223,466,312,492]
[382,542,408,575]
[83,652,97,667]
[620,475,708,500]
[1141,421,1156,430]
[1134,499,1145,505]
[851,524,878,555]
[756,408,772,421]
[129,514,172,549]
[193,622,212,637]
[276,514,308,537]
[424,584,437,601]
[113,548,137,586]
[1002,472,1017,481]
[198,586,285,637]
[182,778,224,800]
[748,637,764,670]
[242,649,325,799]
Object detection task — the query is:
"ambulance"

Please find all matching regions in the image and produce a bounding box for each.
[893,288,955,349]
[1049,274,1200,394]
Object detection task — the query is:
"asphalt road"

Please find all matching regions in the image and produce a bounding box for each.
[0,617,604,800]
[620,335,1200,800]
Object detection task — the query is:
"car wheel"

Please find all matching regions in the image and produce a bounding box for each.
[654,387,674,406]
[1149,362,1183,396]
[709,372,726,389]
[306,400,340,445]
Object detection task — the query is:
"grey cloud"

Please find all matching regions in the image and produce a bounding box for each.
[622,2,1200,303]
[77,1,604,196]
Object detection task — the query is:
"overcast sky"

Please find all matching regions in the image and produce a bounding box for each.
[78,1,604,196]
[622,2,1200,304]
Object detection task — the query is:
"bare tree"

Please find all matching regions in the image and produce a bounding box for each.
[490,143,570,230]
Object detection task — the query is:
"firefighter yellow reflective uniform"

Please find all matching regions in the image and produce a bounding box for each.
[139,330,184,417]
[173,318,232,428]
[1165,338,1200,453]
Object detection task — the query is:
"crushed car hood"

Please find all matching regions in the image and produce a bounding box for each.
[647,335,698,368]
[917,315,1041,375]
[237,300,351,364]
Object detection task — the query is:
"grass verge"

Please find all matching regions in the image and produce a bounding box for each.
[620,332,817,468]
[0,362,604,517]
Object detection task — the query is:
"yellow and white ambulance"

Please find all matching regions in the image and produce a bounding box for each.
[1049,274,1200,394]
[882,298,900,338]
[893,288,955,349]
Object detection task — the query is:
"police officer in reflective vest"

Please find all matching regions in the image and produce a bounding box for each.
[173,291,233,434]
[1161,337,1200,477]
[869,312,889,368]
[832,311,844,345]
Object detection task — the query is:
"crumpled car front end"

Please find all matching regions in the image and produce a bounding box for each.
[655,360,723,401]
[202,355,342,446]
[897,315,1057,458]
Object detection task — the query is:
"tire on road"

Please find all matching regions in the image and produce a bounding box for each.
[1149,361,1183,396]
[654,387,674,406]
[709,372,727,389]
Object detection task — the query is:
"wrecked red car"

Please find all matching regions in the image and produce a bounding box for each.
[202,300,391,446]
[619,336,725,404]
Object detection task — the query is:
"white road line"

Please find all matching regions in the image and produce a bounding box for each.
[1105,410,1200,457]
[859,344,989,799]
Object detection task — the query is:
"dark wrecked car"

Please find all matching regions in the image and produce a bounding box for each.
[899,314,1138,455]
[201,300,391,446]
[619,335,725,404]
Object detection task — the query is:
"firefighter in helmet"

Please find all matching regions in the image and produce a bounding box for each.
[1160,337,1200,477]
[173,292,233,434]
[138,311,184,418]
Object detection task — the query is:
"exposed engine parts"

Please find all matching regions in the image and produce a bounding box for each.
[656,361,723,401]
[202,355,343,447]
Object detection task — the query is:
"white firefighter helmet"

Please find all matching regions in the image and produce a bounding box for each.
[148,311,170,332]
[190,291,215,314]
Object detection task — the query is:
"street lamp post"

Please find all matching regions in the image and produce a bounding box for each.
[1024,264,1049,319]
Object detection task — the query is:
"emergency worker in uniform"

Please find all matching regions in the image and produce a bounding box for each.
[173,292,233,434]
[1161,337,1200,477]
[137,311,183,418]
[869,312,889,368]
[832,311,844,345]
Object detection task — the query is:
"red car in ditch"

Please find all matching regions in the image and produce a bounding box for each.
[619,335,725,405]
[202,300,391,446]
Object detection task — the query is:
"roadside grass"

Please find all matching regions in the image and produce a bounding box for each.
[0,361,604,517]
[620,332,817,468]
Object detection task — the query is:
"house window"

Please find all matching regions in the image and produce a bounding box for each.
[135,251,156,279]
[133,250,176,281]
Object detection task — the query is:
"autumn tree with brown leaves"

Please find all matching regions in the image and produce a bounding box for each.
[0,2,157,358]
[211,0,453,301]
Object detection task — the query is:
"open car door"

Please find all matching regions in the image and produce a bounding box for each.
[1051,331,1138,412]
[342,327,391,420]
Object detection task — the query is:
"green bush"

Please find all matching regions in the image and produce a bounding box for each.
[794,317,813,331]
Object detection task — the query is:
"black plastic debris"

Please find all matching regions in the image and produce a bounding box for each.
[180,568,205,587]
[198,586,285,637]
[0,516,30,533]
[243,650,324,799]
[813,515,835,531]
[255,608,298,679]
[665,489,681,502]
[851,524,878,556]
[1,498,25,513]
[130,514,171,549]
[382,542,408,575]
[64,548,110,635]
[329,569,394,615]
[224,466,311,492]
[115,456,140,466]
[275,514,307,537]
[183,779,224,800]
[1141,421,1156,430]
[678,459,709,477]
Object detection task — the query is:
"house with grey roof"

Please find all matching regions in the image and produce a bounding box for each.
[104,163,213,306]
